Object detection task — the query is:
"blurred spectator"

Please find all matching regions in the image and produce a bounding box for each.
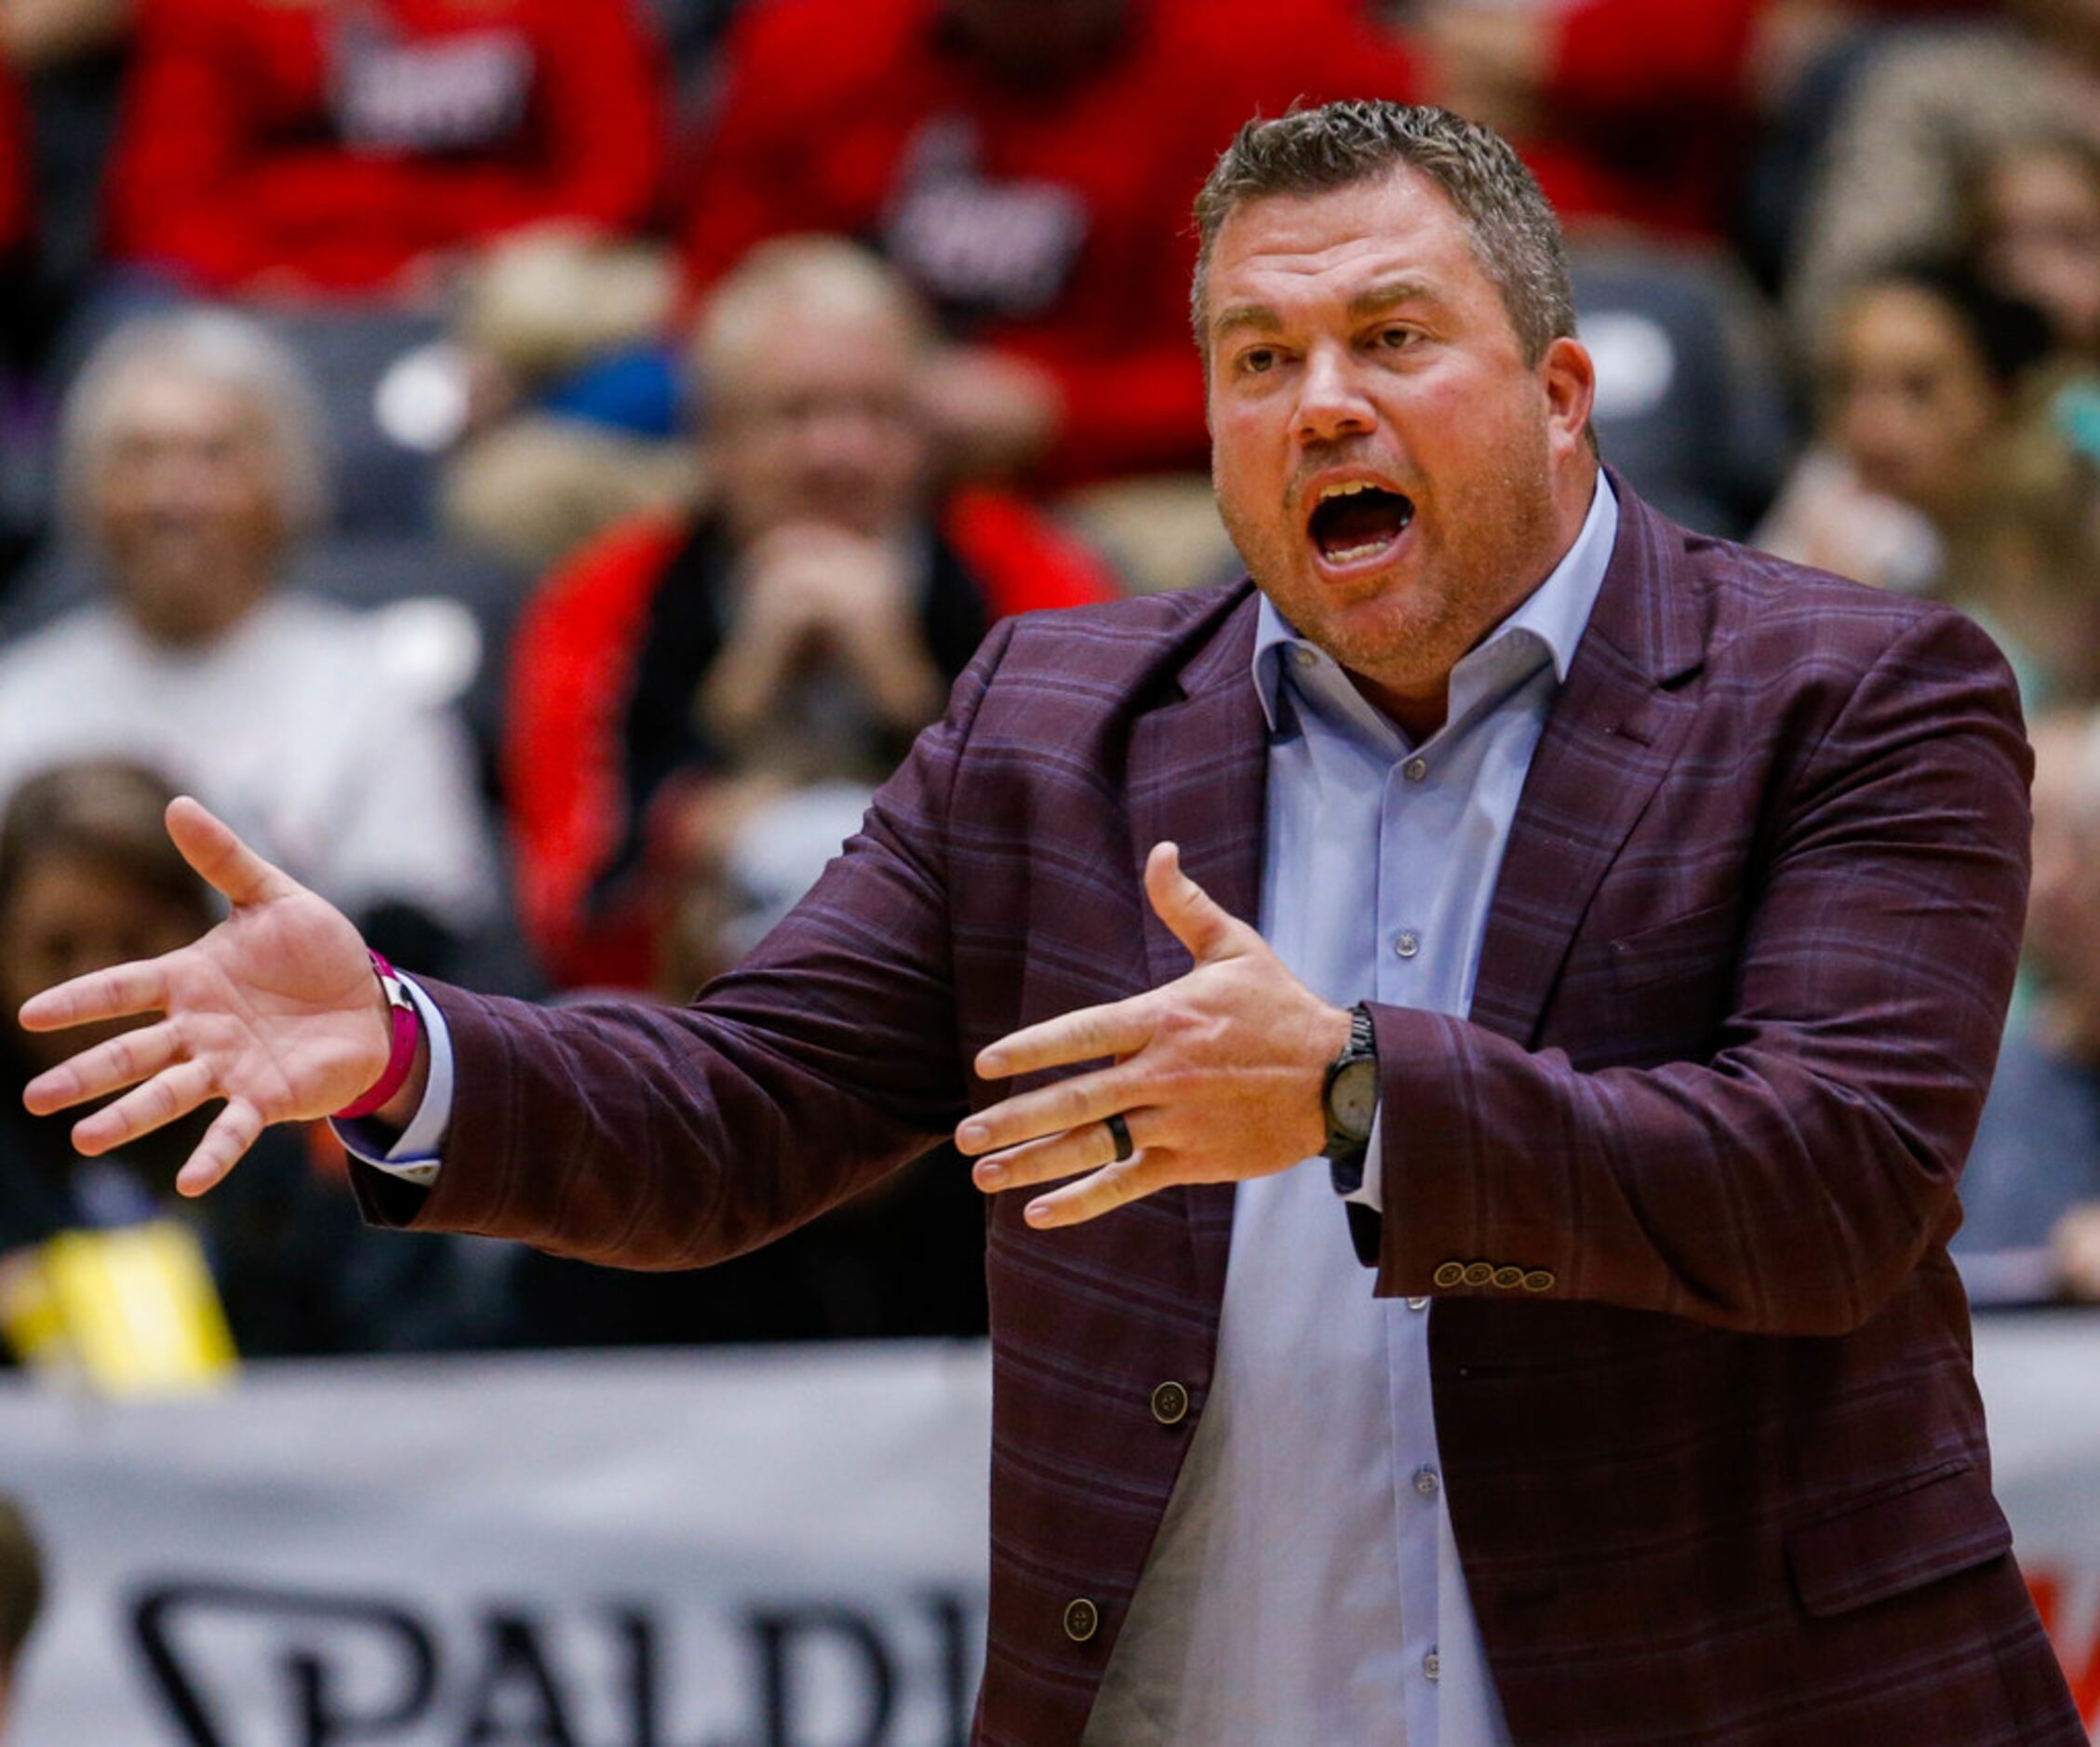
[437,223,698,570]
[1969,131,2100,367]
[1418,0,1764,241]
[1,0,134,304]
[506,237,1117,993]
[0,1496,38,1733]
[1789,0,2100,343]
[1958,710,2100,1304]
[0,760,514,1359]
[0,308,502,974]
[0,59,24,280]
[1964,130,2100,468]
[103,0,663,300]
[1757,261,2100,705]
[1,0,138,573]
[0,0,128,71]
[1417,0,1993,254]
[0,59,32,586]
[677,0,1416,488]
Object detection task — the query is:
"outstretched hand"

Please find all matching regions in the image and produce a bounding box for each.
[957,842,1352,1228]
[16,797,394,1196]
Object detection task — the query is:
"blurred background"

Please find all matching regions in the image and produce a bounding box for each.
[1,0,2098,1738]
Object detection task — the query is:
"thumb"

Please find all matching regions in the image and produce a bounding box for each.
[166,796,297,909]
[1144,842,1252,964]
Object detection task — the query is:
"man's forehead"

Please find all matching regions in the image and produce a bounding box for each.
[1212,165,1462,254]
[1204,171,1478,324]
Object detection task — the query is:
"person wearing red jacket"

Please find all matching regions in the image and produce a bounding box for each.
[678,0,1416,488]
[105,0,665,298]
[507,237,1117,992]
[1420,0,1996,243]
[0,62,28,273]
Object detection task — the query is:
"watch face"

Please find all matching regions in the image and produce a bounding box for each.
[1330,1056,1378,1142]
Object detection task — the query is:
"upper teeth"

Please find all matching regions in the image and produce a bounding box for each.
[1319,481,1380,501]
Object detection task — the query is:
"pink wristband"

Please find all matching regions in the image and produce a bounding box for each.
[332,951,421,1121]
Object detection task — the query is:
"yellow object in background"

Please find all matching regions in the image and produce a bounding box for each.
[0,1222,237,1395]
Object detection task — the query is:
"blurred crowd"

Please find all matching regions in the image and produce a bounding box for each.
[1,0,2098,1374]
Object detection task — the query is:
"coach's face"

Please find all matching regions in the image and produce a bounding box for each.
[1204,167,1596,735]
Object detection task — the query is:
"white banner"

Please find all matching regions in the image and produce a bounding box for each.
[1973,1314,2100,1740]
[0,1343,993,1746]
[2,1320,2097,1744]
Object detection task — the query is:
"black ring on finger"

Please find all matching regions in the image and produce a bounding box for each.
[1105,1111,1134,1164]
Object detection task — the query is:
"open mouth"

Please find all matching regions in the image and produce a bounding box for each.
[1306,481,1415,568]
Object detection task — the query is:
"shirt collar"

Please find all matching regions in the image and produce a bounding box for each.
[1251,473,1620,732]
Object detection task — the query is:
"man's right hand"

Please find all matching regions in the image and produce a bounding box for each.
[16,797,400,1197]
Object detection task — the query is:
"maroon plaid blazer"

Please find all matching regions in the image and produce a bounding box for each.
[374,485,2083,1743]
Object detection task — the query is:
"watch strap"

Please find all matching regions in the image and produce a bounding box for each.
[331,951,421,1121]
[1320,1001,1379,1191]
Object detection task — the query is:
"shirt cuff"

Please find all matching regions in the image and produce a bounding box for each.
[329,974,454,1187]
[1333,1106,1384,1214]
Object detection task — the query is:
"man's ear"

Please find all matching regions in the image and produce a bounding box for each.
[1539,335,1597,459]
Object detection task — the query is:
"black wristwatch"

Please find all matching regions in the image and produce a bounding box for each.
[1320,1002,1379,1188]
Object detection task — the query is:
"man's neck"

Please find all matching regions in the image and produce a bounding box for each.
[1347,458,1603,744]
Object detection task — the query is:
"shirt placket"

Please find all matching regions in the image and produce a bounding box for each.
[1377,732,1447,1743]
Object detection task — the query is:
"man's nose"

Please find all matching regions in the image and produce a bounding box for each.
[1292,343,1376,445]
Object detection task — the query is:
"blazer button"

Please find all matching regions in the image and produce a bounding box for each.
[1521,1269,1557,1293]
[1432,1260,1466,1288]
[1461,1260,1494,1287]
[1491,1265,1524,1290]
[1150,1380,1190,1425]
[1063,1597,1100,1643]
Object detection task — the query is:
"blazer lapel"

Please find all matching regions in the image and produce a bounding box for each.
[1127,594,1268,1310]
[1469,487,1711,1048]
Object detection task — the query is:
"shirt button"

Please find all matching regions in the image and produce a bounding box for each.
[1393,930,1420,959]
[1149,1380,1189,1425]
[1063,1597,1100,1643]
[1412,1466,1439,1499]
[1403,756,1427,781]
[1291,646,1318,668]
[1406,1297,1430,1312]
[1423,1648,1440,1683]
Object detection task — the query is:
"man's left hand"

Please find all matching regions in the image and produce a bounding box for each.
[957,842,1352,1228]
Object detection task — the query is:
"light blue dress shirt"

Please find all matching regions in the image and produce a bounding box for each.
[352,480,1621,1744]
[1083,477,1618,1745]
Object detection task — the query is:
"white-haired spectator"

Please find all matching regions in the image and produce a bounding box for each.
[0,307,499,969]
[502,236,1116,991]
[1958,709,2100,1303]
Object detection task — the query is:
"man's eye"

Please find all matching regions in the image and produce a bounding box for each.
[1377,327,1416,350]
[1239,348,1278,375]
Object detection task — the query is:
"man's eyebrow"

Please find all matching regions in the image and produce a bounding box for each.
[1210,302,1284,340]
[1209,278,1449,341]
[1346,278,1444,319]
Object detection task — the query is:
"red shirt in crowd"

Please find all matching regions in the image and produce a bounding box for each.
[106,0,665,296]
[1528,0,1994,238]
[678,0,1417,487]
[0,62,29,263]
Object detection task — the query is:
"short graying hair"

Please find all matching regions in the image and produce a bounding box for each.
[1191,100,1577,366]
[58,307,331,541]
[689,234,933,411]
